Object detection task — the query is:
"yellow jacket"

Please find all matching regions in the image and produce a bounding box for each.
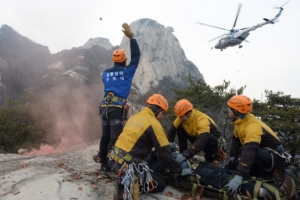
[230,114,281,177]
[173,109,221,137]
[233,114,280,145]
[115,107,182,173]
[167,109,221,156]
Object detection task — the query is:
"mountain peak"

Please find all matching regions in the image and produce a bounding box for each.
[120,18,204,95]
[81,37,113,50]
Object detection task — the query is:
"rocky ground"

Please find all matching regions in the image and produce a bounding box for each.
[0,141,203,200]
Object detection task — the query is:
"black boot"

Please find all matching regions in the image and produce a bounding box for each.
[100,163,111,172]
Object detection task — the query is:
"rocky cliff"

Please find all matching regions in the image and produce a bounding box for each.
[121,19,203,95]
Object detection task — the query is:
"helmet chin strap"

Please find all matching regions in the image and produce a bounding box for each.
[154,108,163,116]
[149,105,163,117]
[230,107,247,121]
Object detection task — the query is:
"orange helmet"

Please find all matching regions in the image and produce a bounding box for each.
[174,99,193,117]
[146,94,168,112]
[227,95,252,114]
[112,49,127,62]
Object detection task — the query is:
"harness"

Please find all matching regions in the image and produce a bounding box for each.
[109,146,137,165]
[263,145,291,174]
[99,92,129,121]
[265,145,291,162]
[103,94,127,104]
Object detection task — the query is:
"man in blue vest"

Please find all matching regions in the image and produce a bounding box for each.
[96,22,140,172]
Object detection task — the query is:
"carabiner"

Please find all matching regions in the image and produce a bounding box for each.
[144,182,150,193]
[148,180,157,191]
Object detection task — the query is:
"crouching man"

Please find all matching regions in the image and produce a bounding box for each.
[108,94,194,195]
[167,99,222,163]
[225,95,298,199]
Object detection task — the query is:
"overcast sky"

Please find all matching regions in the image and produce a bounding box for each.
[1,0,299,101]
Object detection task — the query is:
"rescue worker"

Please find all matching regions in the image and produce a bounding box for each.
[108,94,194,193]
[225,95,298,199]
[97,22,141,171]
[167,99,222,163]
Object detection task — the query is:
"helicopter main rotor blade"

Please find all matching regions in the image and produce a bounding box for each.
[274,0,290,9]
[196,22,230,31]
[281,0,290,7]
[208,33,228,42]
[232,4,242,29]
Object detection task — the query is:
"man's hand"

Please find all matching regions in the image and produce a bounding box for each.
[226,157,235,165]
[182,150,192,158]
[169,142,176,152]
[122,23,134,39]
[181,168,195,176]
[225,157,237,169]
[175,154,186,163]
[224,175,243,195]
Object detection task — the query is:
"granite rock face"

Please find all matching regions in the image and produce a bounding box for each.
[120,19,204,95]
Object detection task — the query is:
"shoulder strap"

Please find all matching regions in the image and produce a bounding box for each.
[262,182,283,200]
[253,179,263,200]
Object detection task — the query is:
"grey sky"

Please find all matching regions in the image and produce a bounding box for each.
[1,0,299,100]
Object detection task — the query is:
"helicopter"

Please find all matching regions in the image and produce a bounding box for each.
[196,1,289,51]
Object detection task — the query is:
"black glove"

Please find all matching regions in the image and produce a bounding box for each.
[182,150,192,158]
[226,157,235,165]
[225,157,238,170]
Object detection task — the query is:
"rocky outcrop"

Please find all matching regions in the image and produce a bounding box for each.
[120,19,204,95]
[0,141,188,200]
